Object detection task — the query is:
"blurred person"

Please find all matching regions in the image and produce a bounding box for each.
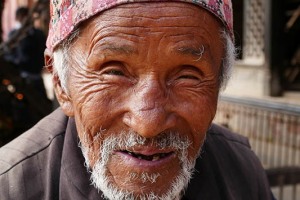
[0,0,274,199]
[2,6,51,135]
[8,6,29,37]
[4,6,48,100]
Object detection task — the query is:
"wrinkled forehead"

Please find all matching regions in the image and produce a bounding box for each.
[47,0,233,52]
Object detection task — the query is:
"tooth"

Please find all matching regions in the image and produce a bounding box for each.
[152,155,160,161]
[138,156,142,159]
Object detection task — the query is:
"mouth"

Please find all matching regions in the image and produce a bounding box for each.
[120,150,174,162]
[107,149,182,195]
[113,146,176,168]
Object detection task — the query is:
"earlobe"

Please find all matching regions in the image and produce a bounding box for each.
[44,48,74,117]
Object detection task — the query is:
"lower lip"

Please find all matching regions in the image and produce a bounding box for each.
[114,151,176,168]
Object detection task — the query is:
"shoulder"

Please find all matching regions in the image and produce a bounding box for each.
[187,124,272,199]
[206,123,251,148]
[206,124,270,188]
[203,123,268,179]
[204,123,257,165]
[0,108,68,175]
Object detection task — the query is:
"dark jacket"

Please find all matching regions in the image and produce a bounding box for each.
[0,108,272,200]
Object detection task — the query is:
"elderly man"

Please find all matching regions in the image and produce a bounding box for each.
[0,0,272,199]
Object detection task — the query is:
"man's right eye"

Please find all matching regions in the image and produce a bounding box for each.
[101,61,125,76]
[104,69,124,76]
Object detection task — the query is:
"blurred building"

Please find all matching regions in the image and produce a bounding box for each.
[225,0,300,101]
[217,1,300,199]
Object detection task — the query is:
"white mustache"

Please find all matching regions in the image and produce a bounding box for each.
[98,131,191,164]
[103,130,191,149]
[80,130,193,169]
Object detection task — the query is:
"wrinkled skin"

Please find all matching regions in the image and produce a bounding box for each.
[47,2,224,197]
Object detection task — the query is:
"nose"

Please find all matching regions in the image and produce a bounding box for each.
[123,78,176,138]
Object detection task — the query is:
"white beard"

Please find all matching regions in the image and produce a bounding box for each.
[79,131,201,200]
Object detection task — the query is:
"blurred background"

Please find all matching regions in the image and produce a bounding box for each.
[0,0,299,199]
[0,0,52,146]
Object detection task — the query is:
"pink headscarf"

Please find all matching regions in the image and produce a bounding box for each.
[46,0,233,52]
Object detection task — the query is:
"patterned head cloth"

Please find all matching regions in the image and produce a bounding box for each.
[47,0,233,52]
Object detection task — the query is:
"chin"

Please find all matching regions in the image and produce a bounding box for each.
[90,159,194,200]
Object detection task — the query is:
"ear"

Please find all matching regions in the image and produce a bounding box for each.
[44,48,74,117]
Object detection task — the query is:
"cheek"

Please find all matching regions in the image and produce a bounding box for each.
[70,77,117,129]
[74,93,110,132]
[70,85,117,163]
[74,94,114,146]
[175,85,218,123]
[189,103,216,153]
[173,89,218,155]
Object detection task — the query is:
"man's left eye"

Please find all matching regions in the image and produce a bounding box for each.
[174,65,203,82]
[178,74,199,80]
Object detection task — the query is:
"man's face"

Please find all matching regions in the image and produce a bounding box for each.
[59,2,223,199]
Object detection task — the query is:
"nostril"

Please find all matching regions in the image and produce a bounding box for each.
[123,89,176,137]
[122,109,177,139]
[123,113,132,127]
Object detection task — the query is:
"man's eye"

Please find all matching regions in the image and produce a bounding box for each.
[104,69,124,76]
[175,65,203,81]
[178,75,199,80]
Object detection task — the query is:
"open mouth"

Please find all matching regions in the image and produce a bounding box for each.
[120,150,173,161]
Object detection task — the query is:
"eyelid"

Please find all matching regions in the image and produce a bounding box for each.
[100,62,138,83]
[179,65,204,77]
[178,74,200,80]
[101,61,123,68]
[100,61,126,75]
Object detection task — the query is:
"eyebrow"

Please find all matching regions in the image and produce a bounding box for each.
[177,45,205,61]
